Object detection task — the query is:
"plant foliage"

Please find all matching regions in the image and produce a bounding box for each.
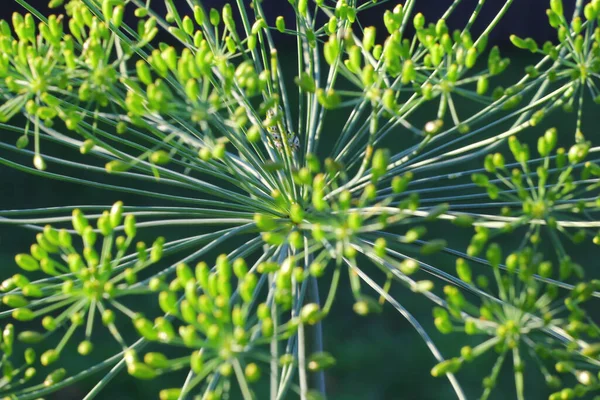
[0,0,600,399]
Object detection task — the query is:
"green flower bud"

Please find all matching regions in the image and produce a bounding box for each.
[209,8,220,26]
[212,144,226,160]
[401,60,416,85]
[250,18,266,35]
[413,12,425,30]
[30,246,47,265]
[78,340,93,355]
[82,225,96,248]
[344,245,357,259]
[193,5,205,24]
[218,362,232,377]
[362,26,376,52]
[295,71,316,93]
[152,318,174,342]
[1,277,16,292]
[391,172,413,194]
[399,259,419,275]
[345,45,362,73]
[149,236,164,262]
[16,135,29,149]
[484,154,496,173]
[262,232,285,245]
[316,88,341,109]
[185,78,200,100]
[550,0,563,16]
[180,300,197,325]
[229,258,247,279]
[486,243,502,267]
[134,317,158,341]
[12,308,35,321]
[382,89,397,111]
[181,15,195,36]
[382,10,399,33]
[290,203,304,224]
[71,312,84,326]
[434,312,453,334]
[179,324,199,346]
[412,280,432,293]
[510,35,537,52]
[22,284,42,298]
[144,352,169,369]
[300,303,323,325]
[3,324,14,349]
[44,368,66,386]
[353,296,383,316]
[476,76,489,95]
[239,362,260,383]
[555,361,574,373]
[167,26,188,43]
[371,148,389,180]
[150,150,171,166]
[191,263,208,291]
[276,354,294,368]
[136,60,153,85]
[276,16,285,32]
[189,350,204,374]
[245,125,261,143]
[420,239,447,255]
[71,210,89,236]
[262,317,274,337]
[528,108,547,128]
[431,358,462,377]
[9,274,27,290]
[176,262,194,285]
[159,290,178,315]
[308,352,336,372]
[444,285,465,308]
[111,5,124,27]
[568,142,590,164]
[127,362,157,380]
[197,147,212,161]
[424,119,443,136]
[471,173,489,187]
[41,349,59,366]
[465,47,477,68]
[159,389,182,400]
[97,211,112,236]
[324,35,340,65]
[576,370,595,386]
[15,254,39,271]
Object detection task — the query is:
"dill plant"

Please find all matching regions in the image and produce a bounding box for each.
[0,0,599,399]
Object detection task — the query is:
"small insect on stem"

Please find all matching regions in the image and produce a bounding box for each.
[266,107,300,151]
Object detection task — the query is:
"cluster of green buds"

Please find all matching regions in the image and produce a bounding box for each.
[318,3,513,136]
[0,202,164,369]
[472,129,600,246]
[0,324,40,395]
[520,276,600,400]
[542,281,600,399]
[128,251,337,399]
[128,254,281,398]
[0,5,132,170]
[511,0,600,139]
[430,242,600,399]
[253,148,449,317]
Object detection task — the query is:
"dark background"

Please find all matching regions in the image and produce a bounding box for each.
[0,0,574,45]
[0,1,595,400]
